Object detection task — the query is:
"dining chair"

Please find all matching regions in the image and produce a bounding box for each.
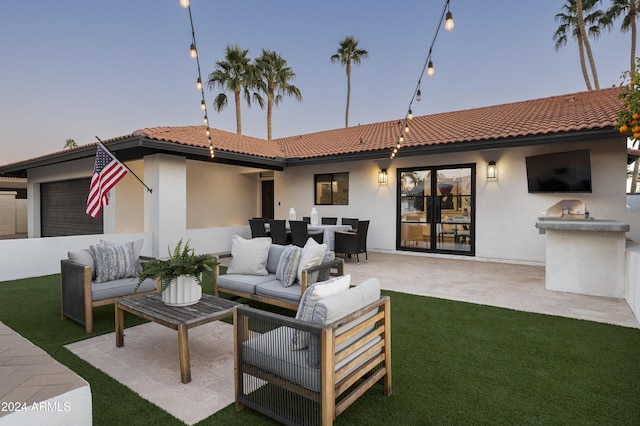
[321,217,337,225]
[341,217,359,231]
[302,216,311,224]
[289,220,324,247]
[268,219,291,245]
[334,220,370,263]
[248,218,269,238]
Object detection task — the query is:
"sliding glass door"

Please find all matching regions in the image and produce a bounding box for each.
[397,164,475,255]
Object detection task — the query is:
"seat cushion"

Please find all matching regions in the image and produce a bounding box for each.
[91,277,156,301]
[255,281,303,305]
[216,273,277,295]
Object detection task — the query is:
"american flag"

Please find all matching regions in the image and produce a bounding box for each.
[85,143,128,218]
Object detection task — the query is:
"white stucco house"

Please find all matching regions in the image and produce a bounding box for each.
[1,87,638,290]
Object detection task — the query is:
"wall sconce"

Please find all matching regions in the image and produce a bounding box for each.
[378,168,388,184]
[487,161,497,180]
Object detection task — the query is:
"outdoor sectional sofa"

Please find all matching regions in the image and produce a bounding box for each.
[214,237,344,310]
[233,277,392,425]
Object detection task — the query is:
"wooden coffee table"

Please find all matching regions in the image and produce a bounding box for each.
[115,293,240,384]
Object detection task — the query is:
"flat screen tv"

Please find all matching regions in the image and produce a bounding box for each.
[525,149,592,193]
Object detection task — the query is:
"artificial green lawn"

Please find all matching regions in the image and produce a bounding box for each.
[1,273,639,425]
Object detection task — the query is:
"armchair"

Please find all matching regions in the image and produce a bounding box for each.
[234,278,391,425]
[334,220,369,263]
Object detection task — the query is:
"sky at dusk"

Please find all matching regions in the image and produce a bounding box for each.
[0,0,634,165]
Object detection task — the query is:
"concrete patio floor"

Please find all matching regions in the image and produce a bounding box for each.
[66,251,639,425]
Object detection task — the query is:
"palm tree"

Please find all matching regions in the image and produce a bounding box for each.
[554,0,606,90]
[253,49,302,140]
[604,0,639,73]
[330,36,368,128]
[207,44,258,135]
[63,139,77,149]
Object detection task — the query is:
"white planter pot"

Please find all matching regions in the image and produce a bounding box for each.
[162,275,202,306]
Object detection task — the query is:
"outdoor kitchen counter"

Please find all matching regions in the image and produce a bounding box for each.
[535,218,630,298]
[535,218,630,233]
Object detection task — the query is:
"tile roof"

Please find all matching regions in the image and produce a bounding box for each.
[133,126,285,159]
[275,87,625,159]
[0,87,626,173]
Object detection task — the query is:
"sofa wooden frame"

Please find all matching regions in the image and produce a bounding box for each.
[233,295,392,425]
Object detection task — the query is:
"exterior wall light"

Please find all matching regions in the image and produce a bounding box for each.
[487,161,497,180]
[378,168,388,184]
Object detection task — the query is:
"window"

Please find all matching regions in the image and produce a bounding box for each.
[315,172,349,205]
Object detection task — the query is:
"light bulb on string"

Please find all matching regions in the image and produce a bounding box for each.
[427,61,435,76]
[203,115,208,125]
[399,133,404,143]
[180,0,190,8]
[404,123,410,133]
[445,10,454,31]
[408,109,413,120]
[190,43,197,59]
[200,100,206,110]
[196,77,202,90]
[416,88,422,102]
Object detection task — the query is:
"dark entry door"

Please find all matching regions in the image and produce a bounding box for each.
[261,180,274,219]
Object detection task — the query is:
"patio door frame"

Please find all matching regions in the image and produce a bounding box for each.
[396,163,476,256]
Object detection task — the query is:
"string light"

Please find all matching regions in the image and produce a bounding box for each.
[427,60,435,76]
[391,0,454,159]
[182,2,214,158]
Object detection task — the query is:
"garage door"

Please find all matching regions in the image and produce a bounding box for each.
[41,179,103,237]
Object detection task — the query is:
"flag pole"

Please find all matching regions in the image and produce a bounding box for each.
[95,136,152,193]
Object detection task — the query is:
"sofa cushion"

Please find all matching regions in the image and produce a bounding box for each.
[266,244,287,274]
[90,242,139,283]
[68,248,97,280]
[276,245,302,287]
[255,281,303,305]
[227,235,271,275]
[291,274,351,350]
[297,238,328,284]
[92,277,156,301]
[217,273,277,295]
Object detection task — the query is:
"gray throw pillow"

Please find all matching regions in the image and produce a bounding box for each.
[276,245,302,287]
[102,239,144,273]
[90,242,138,282]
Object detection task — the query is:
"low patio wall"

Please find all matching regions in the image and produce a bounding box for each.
[625,242,640,320]
[0,226,250,282]
[0,232,153,282]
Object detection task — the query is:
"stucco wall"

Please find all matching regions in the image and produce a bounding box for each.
[186,160,261,228]
[0,191,17,235]
[275,138,632,264]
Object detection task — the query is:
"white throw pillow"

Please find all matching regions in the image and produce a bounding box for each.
[227,235,272,275]
[296,238,328,284]
[291,274,351,350]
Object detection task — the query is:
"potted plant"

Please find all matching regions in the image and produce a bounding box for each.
[135,238,219,306]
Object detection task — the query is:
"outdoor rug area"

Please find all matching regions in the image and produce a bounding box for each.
[65,320,234,425]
